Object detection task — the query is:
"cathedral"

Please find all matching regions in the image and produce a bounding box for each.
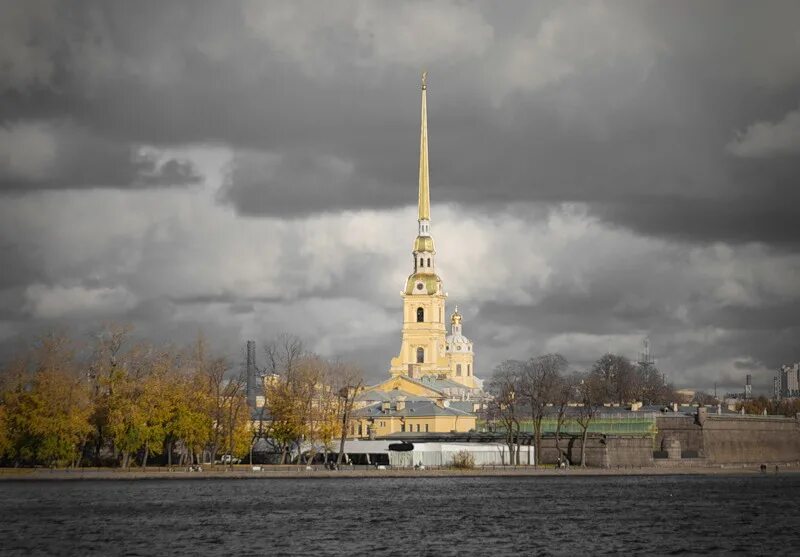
[354,74,482,440]
[388,72,479,391]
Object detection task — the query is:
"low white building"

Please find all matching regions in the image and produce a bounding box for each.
[335,440,534,467]
[389,443,534,468]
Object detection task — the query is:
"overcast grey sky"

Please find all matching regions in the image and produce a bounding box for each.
[1,0,799,394]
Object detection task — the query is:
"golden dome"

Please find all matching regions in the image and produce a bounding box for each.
[413,235,435,253]
[451,306,462,325]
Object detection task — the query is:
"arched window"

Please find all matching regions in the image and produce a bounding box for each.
[456,364,462,376]
[419,257,424,268]
[427,258,431,267]
[416,307,424,322]
[467,364,471,376]
[416,347,424,363]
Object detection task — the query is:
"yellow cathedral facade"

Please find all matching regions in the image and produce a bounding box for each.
[353,74,482,438]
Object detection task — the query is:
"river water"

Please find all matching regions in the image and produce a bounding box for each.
[1,474,797,555]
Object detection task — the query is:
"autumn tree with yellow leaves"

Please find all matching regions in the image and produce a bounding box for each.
[258,334,363,465]
[0,326,249,468]
[0,334,92,467]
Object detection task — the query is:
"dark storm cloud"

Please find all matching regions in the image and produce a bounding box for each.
[2,1,798,245]
[218,151,408,217]
[0,123,202,190]
[1,0,799,395]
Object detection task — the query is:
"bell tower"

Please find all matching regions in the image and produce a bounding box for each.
[390,72,449,380]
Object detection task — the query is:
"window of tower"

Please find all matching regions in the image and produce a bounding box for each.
[419,257,424,268]
[416,347,424,363]
[427,257,431,266]
[417,307,424,322]
[456,364,462,376]
[467,364,471,376]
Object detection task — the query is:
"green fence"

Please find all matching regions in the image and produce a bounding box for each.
[484,414,658,437]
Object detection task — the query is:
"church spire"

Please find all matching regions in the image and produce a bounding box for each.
[411,71,435,273]
[418,71,431,229]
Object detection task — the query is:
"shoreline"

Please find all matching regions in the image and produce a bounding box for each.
[1,464,797,481]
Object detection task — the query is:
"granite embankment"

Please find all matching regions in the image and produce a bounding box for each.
[2,463,798,481]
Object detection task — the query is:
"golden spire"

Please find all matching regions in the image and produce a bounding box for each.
[418,71,430,222]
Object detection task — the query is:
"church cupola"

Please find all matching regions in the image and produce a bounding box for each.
[446,305,472,354]
[451,306,462,335]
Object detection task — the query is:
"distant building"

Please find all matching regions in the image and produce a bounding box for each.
[675,389,696,403]
[779,363,799,398]
[352,398,476,438]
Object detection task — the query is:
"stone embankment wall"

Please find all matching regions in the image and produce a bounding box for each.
[538,411,800,467]
[537,435,653,467]
[701,415,800,464]
[656,410,800,465]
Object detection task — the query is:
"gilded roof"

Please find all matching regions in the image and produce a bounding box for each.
[413,235,435,253]
[404,272,442,295]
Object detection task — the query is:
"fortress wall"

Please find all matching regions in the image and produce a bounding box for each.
[537,435,653,468]
[655,415,704,454]
[538,437,604,467]
[656,413,800,464]
[605,437,655,467]
[701,416,800,464]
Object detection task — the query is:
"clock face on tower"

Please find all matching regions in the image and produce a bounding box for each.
[416,282,424,290]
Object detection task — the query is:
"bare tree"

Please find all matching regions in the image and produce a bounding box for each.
[575,372,602,467]
[264,333,305,379]
[487,361,524,465]
[553,372,579,463]
[520,354,566,466]
[692,390,718,406]
[592,353,637,405]
[637,364,676,405]
[332,362,364,467]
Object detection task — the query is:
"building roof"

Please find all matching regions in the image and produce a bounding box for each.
[418,375,469,392]
[448,400,481,414]
[365,374,447,398]
[355,399,475,418]
[356,388,431,403]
